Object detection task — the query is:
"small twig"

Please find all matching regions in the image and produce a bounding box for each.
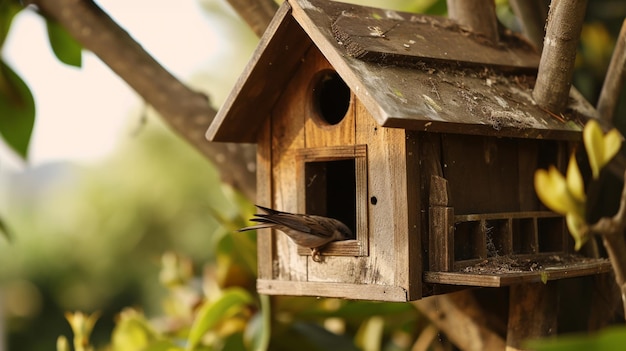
[588,170,626,319]
[538,105,567,123]
[597,18,626,124]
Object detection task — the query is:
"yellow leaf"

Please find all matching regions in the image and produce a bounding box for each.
[535,167,574,215]
[603,128,622,164]
[583,120,623,178]
[584,119,605,179]
[566,154,585,202]
[566,213,588,251]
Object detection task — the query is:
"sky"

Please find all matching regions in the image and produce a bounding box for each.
[1,0,232,170]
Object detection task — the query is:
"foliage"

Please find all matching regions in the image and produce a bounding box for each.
[55,249,426,351]
[0,0,82,159]
[527,327,626,351]
[535,120,622,249]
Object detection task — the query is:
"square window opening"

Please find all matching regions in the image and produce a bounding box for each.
[305,159,357,237]
[296,145,368,257]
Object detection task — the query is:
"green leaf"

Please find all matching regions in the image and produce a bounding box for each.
[144,340,184,351]
[46,18,82,67]
[186,288,253,350]
[0,0,22,47]
[540,272,549,284]
[0,214,13,242]
[245,294,271,351]
[0,59,35,159]
[526,326,626,351]
[111,309,159,351]
[355,316,384,351]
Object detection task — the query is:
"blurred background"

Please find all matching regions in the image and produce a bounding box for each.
[1,0,625,350]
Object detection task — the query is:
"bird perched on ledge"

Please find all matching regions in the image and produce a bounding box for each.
[238,205,353,262]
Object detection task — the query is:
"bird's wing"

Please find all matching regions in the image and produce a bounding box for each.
[255,204,280,215]
[252,206,335,239]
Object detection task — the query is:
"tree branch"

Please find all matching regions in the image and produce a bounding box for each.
[597,19,626,124]
[446,0,499,43]
[413,291,506,351]
[25,0,259,199]
[509,0,549,51]
[225,0,278,37]
[588,169,626,319]
[532,0,588,113]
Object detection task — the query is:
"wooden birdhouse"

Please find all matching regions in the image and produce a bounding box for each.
[206,0,612,301]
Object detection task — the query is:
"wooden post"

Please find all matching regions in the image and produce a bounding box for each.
[597,19,626,124]
[506,282,559,351]
[429,176,455,271]
[532,0,588,113]
[447,0,499,43]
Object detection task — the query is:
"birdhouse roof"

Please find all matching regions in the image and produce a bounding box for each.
[207,0,595,143]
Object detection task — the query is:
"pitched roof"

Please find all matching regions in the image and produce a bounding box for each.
[207,0,595,143]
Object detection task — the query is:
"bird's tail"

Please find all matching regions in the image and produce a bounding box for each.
[238,205,281,232]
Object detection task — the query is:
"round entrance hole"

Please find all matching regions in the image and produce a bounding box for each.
[312,70,350,125]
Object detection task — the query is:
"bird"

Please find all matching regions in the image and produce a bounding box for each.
[238,205,353,262]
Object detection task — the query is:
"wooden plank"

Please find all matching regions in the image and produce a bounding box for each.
[306,100,395,289]
[405,131,422,300]
[517,140,540,211]
[303,48,356,148]
[423,259,612,287]
[298,145,367,160]
[331,12,539,71]
[506,283,558,351]
[256,116,273,280]
[429,207,455,271]
[207,2,312,142]
[270,46,310,282]
[257,279,409,301]
[442,134,521,214]
[418,132,443,296]
[455,211,559,222]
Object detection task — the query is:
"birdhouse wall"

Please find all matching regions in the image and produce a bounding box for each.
[256,45,421,301]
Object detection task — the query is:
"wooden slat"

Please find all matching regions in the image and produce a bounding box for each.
[270,44,309,282]
[297,144,367,161]
[404,132,422,300]
[207,2,311,142]
[256,116,273,280]
[257,279,409,301]
[303,48,356,148]
[429,207,455,271]
[423,259,612,287]
[331,12,539,71]
[506,283,558,350]
[455,211,559,222]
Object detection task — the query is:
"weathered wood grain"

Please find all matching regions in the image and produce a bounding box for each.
[257,279,408,301]
[424,259,612,287]
[256,117,274,280]
[207,2,311,142]
[506,283,558,350]
[332,10,538,70]
[303,49,356,147]
[270,46,311,281]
